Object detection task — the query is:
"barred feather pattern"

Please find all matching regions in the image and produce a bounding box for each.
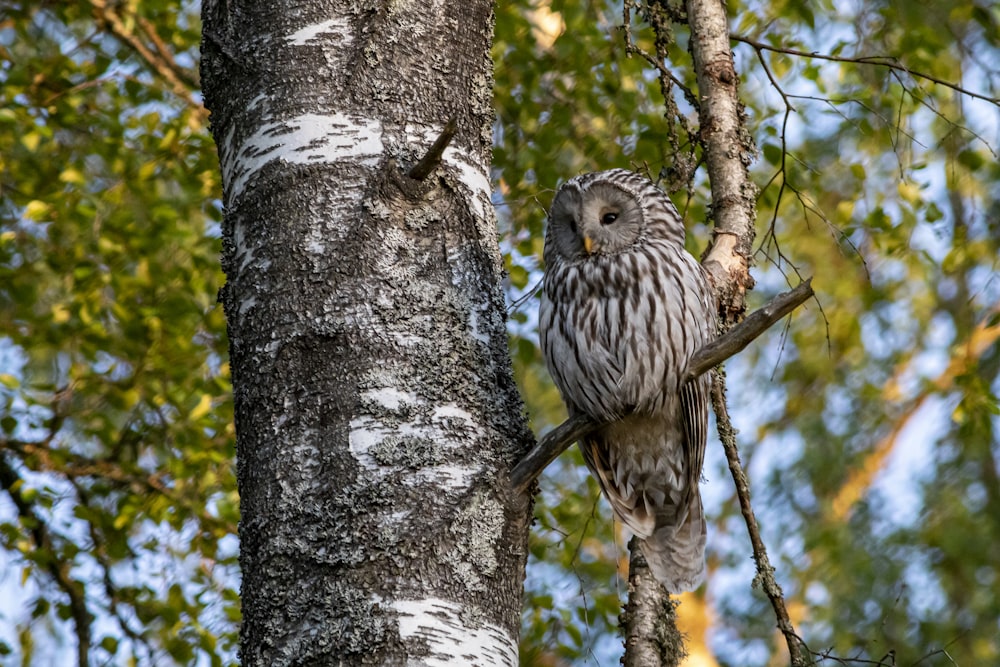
[539,169,716,592]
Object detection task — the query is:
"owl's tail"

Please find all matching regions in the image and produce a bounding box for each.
[637,490,706,593]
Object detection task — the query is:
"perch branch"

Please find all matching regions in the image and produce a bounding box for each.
[408,118,458,180]
[511,413,596,495]
[510,279,814,494]
[711,369,809,665]
[686,278,812,380]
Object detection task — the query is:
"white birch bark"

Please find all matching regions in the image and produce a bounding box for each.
[686,0,758,325]
[201,2,532,664]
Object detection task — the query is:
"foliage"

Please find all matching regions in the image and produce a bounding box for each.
[0,2,236,664]
[1,0,998,665]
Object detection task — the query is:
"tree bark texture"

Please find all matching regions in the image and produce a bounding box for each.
[685,0,757,326]
[621,538,686,667]
[201,2,533,665]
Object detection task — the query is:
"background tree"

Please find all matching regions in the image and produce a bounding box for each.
[1,0,997,665]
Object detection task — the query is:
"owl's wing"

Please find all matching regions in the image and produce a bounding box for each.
[679,371,711,503]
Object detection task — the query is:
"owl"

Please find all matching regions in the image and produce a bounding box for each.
[538,169,716,592]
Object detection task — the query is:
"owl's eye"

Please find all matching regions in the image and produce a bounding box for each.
[568,218,579,235]
[601,212,619,225]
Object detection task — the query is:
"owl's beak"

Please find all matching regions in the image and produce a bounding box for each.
[583,236,595,254]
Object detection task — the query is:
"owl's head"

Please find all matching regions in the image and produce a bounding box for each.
[545,169,685,263]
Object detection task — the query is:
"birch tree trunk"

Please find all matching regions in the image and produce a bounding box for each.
[200,2,533,664]
[687,0,757,325]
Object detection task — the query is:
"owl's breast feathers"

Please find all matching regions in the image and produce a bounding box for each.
[541,239,709,421]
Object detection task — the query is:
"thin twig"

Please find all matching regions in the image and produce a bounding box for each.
[711,368,809,666]
[70,479,152,653]
[730,34,1000,106]
[510,280,814,494]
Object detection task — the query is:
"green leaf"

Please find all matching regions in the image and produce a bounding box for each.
[762,143,783,166]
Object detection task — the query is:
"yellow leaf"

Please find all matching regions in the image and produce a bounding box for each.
[145,315,162,337]
[158,129,177,150]
[135,258,151,284]
[59,168,86,185]
[527,5,565,50]
[52,304,71,324]
[0,373,18,389]
[98,237,122,254]
[835,200,854,222]
[897,181,921,203]
[122,388,140,409]
[21,132,41,151]
[952,403,966,424]
[138,161,158,180]
[23,200,50,221]
[190,394,213,421]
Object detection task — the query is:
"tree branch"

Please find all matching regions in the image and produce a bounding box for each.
[731,34,1000,106]
[711,369,809,666]
[408,118,458,181]
[4,437,229,533]
[69,478,154,656]
[620,537,686,667]
[0,455,92,667]
[89,0,207,118]
[686,278,812,380]
[511,413,594,495]
[510,280,813,494]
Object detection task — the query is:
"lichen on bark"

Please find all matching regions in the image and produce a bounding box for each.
[201,1,533,664]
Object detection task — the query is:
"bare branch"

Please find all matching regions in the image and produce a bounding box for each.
[4,437,229,533]
[408,118,458,181]
[511,413,595,495]
[0,456,92,667]
[510,280,814,494]
[88,0,207,119]
[137,14,200,88]
[711,370,809,666]
[731,34,1000,107]
[69,479,153,655]
[686,278,813,379]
